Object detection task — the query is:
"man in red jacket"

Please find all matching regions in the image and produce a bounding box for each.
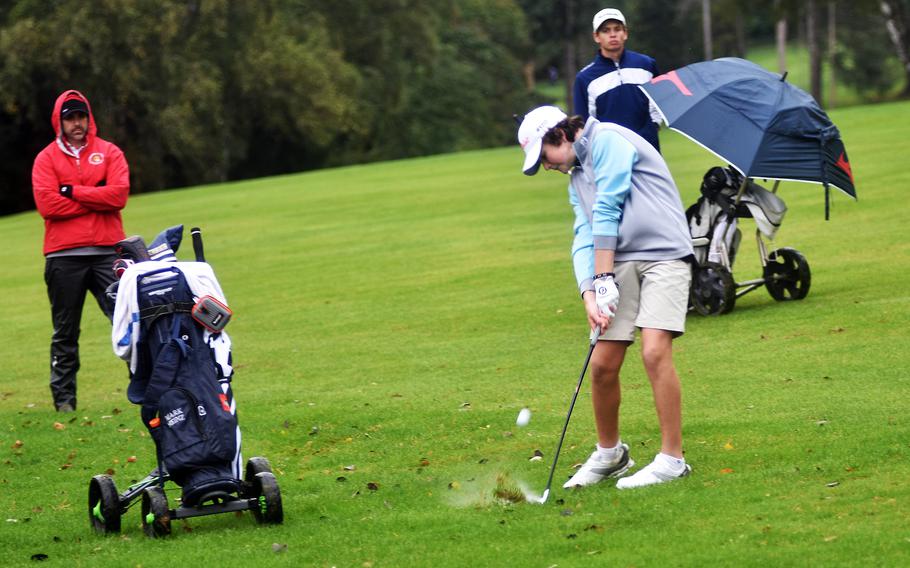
[32,90,130,412]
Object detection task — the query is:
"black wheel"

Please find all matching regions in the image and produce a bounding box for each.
[141,486,171,538]
[245,457,273,481]
[241,457,273,498]
[690,262,736,315]
[250,472,283,525]
[764,248,811,301]
[88,475,122,534]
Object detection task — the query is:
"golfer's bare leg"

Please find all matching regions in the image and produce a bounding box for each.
[640,328,683,458]
[589,340,630,448]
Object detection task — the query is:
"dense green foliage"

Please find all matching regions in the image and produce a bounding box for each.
[0,100,908,566]
[2,0,908,217]
[0,0,534,213]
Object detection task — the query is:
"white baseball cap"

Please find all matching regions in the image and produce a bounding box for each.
[592,8,626,31]
[517,106,567,176]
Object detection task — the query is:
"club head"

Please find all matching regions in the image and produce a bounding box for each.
[535,488,550,504]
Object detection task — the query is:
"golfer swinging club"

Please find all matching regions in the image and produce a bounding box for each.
[517,106,693,489]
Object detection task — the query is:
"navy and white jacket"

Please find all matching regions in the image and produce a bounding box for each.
[573,49,662,151]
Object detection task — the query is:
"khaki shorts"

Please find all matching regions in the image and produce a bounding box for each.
[599,259,691,342]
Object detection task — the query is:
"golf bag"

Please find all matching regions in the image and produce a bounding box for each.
[686,166,787,268]
[112,228,242,507]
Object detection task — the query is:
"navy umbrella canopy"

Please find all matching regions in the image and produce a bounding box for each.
[640,57,856,209]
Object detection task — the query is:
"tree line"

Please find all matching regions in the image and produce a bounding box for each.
[0,0,535,214]
[1,0,907,216]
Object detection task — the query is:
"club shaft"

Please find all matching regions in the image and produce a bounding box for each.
[540,333,599,500]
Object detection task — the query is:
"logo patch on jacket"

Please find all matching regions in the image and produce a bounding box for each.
[88,152,104,165]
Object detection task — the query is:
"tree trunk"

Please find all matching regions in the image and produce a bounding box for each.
[776,16,788,74]
[807,0,823,103]
[735,11,747,57]
[827,2,837,108]
[523,61,536,92]
[702,0,713,60]
[564,0,576,111]
[881,0,910,95]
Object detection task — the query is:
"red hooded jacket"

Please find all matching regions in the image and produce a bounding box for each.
[32,90,129,255]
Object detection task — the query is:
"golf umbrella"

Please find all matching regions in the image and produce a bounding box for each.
[640,57,856,217]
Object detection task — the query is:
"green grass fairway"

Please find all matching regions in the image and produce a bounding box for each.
[1,100,908,566]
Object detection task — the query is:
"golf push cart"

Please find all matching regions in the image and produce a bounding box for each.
[88,226,283,537]
[686,166,811,316]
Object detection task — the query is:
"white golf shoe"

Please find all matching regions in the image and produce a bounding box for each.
[616,454,691,489]
[563,444,634,489]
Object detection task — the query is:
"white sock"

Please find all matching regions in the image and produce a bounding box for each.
[596,442,623,460]
[657,452,686,473]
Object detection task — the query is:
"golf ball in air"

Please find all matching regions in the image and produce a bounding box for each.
[516,408,531,427]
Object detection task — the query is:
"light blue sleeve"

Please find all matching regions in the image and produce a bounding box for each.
[590,131,638,250]
[569,183,595,295]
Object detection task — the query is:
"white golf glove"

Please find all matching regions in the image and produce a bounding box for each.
[594,274,619,319]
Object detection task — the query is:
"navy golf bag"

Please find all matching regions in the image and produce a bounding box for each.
[90,226,282,537]
[128,265,242,505]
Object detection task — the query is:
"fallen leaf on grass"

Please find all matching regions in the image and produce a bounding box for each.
[448,481,460,490]
[720,468,734,474]
[53,422,65,431]
[824,535,838,542]
[724,441,734,450]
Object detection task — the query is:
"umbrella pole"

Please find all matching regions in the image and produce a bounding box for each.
[720,177,751,259]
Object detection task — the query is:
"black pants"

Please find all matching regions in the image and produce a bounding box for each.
[45,254,117,410]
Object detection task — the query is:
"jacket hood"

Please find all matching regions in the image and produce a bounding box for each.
[51,89,97,140]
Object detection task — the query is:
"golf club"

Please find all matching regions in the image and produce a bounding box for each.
[191,226,205,262]
[534,325,601,504]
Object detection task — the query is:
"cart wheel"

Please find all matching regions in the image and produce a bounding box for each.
[764,248,811,301]
[690,262,736,315]
[88,475,122,534]
[141,486,171,538]
[240,457,273,498]
[245,457,273,481]
[250,472,283,525]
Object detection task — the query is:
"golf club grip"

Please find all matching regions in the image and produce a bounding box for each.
[541,337,599,498]
[191,227,205,262]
